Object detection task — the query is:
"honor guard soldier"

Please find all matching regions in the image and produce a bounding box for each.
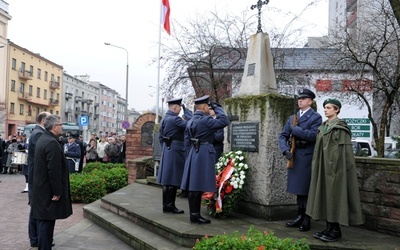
[278,88,322,232]
[180,95,229,224]
[157,97,193,214]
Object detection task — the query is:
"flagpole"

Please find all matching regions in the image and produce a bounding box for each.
[156,2,162,125]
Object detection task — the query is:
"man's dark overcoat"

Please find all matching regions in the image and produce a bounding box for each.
[28,125,45,203]
[278,109,322,195]
[180,106,229,192]
[157,108,192,186]
[32,130,72,220]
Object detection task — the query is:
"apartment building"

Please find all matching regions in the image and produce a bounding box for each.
[0,1,11,135]
[5,41,63,136]
[63,73,100,134]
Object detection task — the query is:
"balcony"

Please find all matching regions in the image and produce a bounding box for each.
[18,69,32,80]
[94,102,99,107]
[65,107,73,113]
[75,96,82,102]
[82,98,88,103]
[49,99,59,106]
[65,92,73,100]
[94,114,100,119]
[87,99,93,105]
[18,92,32,100]
[81,110,88,115]
[49,80,60,89]
[88,112,93,117]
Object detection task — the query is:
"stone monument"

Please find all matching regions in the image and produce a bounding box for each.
[224,1,296,220]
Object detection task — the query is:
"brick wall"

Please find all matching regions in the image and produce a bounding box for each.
[126,113,158,183]
[356,157,400,236]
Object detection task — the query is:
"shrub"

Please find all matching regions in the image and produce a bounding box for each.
[70,162,128,203]
[92,167,128,193]
[70,173,106,203]
[194,226,310,250]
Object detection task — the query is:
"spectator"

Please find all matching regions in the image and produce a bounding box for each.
[104,137,120,163]
[97,136,108,162]
[118,135,126,164]
[85,139,98,163]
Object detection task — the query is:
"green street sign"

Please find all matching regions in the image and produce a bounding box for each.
[344,118,370,124]
[349,125,370,131]
[352,132,370,138]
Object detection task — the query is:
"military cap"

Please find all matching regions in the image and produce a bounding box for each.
[167,97,182,105]
[323,98,342,109]
[68,134,77,139]
[298,89,316,100]
[194,95,209,105]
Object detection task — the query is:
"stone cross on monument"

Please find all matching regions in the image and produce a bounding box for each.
[251,0,269,33]
[236,0,277,96]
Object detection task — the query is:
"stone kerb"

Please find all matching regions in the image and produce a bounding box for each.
[224,94,297,220]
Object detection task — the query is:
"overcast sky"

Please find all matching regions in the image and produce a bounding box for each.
[6,0,328,112]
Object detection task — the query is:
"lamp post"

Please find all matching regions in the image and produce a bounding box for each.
[104,42,129,127]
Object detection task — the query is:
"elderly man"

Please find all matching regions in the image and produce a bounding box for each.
[105,137,120,163]
[27,111,51,248]
[32,115,72,249]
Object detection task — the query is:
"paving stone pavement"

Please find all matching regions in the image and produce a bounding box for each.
[0,173,133,250]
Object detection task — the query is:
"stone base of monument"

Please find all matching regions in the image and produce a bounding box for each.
[224,94,298,221]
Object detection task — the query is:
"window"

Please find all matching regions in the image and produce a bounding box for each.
[44,71,48,81]
[11,58,16,70]
[56,111,59,115]
[29,65,33,76]
[56,93,60,100]
[51,74,54,81]
[50,109,53,114]
[10,102,15,114]
[20,83,25,93]
[44,89,47,99]
[28,105,32,116]
[37,68,41,79]
[10,80,15,91]
[36,87,40,98]
[28,85,33,96]
[21,62,25,72]
[19,104,24,115]
[57,76,60,83]
[36,107,40,116]
[50,91,54,100]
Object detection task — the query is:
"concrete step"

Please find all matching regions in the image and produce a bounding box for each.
[84,200,191,250]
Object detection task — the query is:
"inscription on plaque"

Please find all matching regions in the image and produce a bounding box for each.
[153,132,162,161]
[231,122,259,152]
[247,63,255,76]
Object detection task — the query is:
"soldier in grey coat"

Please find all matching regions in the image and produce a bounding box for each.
[181,96,229,224]
[278,89,322,232]
[157,97,192,214]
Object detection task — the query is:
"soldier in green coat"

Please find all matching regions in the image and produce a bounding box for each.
[306,98,363,242]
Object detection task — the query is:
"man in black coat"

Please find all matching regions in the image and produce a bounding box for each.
[27,111,51,248]
[32,115,72,249]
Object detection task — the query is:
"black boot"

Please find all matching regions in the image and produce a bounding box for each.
[320,222,342,242]
[162,185,168,211]
[286,207,305,227]
[313,221,332,239]
[189,191,210,224]
[164,186,184,214]
[299,215,311,231]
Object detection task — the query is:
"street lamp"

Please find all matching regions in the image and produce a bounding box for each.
[104,42,129,126]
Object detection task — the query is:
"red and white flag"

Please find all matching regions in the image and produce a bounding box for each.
[161,0,171,35]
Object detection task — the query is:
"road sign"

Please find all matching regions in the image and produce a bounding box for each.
[122,121,130,129]
[79,116,89,126]
[343,118,370,124]
[344,118,371,139]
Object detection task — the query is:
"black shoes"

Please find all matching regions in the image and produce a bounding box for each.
[286,207,305,227]
[314,222,341,242]
[163,205,184,214]
[299,215,311,231]
[190,213,211,224]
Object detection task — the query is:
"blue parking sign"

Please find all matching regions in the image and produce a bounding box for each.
[79,116,89,126]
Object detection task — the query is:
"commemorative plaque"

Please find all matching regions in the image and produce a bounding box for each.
[231,122,259,152]
[153,132,162,161]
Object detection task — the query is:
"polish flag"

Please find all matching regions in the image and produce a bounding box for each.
[161,0,171,35]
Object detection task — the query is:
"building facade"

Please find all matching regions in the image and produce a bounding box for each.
[5,41,63,136]
[63,73,100,134]
[0,1,11,135]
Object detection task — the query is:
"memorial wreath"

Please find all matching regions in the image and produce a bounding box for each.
[202,150,249,217]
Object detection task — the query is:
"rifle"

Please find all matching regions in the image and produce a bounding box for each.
[287,114,298,169]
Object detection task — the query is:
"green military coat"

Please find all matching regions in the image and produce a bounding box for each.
[306,118,363,226]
